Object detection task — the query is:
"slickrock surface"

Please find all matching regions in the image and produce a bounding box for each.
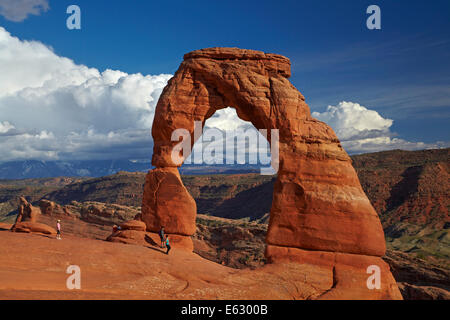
[0,231,400,300]
[0,222,11,230]
[107,218,194,251]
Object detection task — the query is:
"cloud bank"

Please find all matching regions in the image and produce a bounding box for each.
[312,101,449,154]
[0,27,171,161]
[0,0,49,22]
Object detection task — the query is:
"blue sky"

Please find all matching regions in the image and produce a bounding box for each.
[0,0,449,161]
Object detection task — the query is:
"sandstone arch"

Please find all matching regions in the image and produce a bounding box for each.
[142,47,386,258]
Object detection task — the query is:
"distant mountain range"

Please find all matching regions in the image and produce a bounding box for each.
[0,160,151,179]
[0,160,264,179]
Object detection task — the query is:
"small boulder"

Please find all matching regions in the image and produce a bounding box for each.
[120,219,147,231]
[107,219,147,245]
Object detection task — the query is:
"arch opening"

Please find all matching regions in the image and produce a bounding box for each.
[176,107,276,268]
[181,107,275,173]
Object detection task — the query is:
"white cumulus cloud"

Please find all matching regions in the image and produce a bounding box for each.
[0,27,266,163]
[0,120,14,133]
[312,101,393,141]
[312,101,449,154]
[205,107,253,131]
[0,0,49,22]
[188,108,270,165]
[0,27,172,162]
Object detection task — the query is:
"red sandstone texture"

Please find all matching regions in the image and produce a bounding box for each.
[142,167,196,235]
[39,199,73,219]
[141,167,197,249]
[0,223,11,230]
[120,219,147,231]
[15,196,40,223]
[144,47,385,254]
[0,231,400,300]
[11,197,56,236]
[139,47,399,299]
[107,217,194,251]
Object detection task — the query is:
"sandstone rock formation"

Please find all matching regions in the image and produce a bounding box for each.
[383,250,450,300]
[142,47,401,299]
[12,197,56,235]
[106,218,193,250]
[145,48,384,251]
[79,202,137,226]
[0,222,12,230]
[141,167,196,236]
[397,283,450,300]
[15,196,40,223]
[120,219,147,231]
[106,219,147,245]
[40,199,72,217]
[12,221,56,235]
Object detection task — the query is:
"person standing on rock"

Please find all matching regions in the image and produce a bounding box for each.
[159,226,165,248]
[165,235,171,255]
[56,219,62,240]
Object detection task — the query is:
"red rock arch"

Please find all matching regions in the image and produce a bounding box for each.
[142,47,386,259]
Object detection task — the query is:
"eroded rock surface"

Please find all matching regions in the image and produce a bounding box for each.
[145,48,384,252]
[39,199,72,218]
[12,197,56,235]
[107,218,194,251]
[142,167,196,235]
[141,47,399,299]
